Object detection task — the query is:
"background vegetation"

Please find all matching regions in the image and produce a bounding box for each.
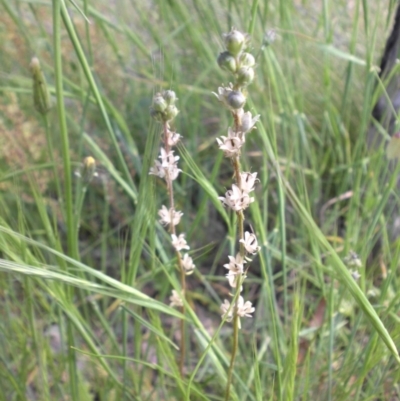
[1,0,400,400]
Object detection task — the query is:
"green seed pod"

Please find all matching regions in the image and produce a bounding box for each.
[224,29,246,56]
[236,67,255,86]
[217,51,237,73]
[30,57,51,115]
[239,52,255,68]
[227,90,246,109]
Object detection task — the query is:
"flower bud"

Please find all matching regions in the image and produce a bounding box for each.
[239,52,255,68]
[217,51,237,73]
[224,29,246,56]
[164,105,179,121]
[30,57,51,115]
[163,90,177,105]
[227,90,246,109]
[82,156,97,183]
[236,67,255,86]
[151,93,167,112]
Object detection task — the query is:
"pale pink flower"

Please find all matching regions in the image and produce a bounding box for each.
[165,129,182,147]
[181,253,195,275]
[158,206,183,227]
[169,290,183,308]
[149,160,166,178]
[216,127,245,157]
[171,233,190,251]
[239,231,261,255]
[237,109,260,134]
[240,172,258,193]
[221,296,255,328]
[224,253,245,275]
[219,184,254,211]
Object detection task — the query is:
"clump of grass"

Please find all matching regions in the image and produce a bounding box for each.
[1,1,400,400]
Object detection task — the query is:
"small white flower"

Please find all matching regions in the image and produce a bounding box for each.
[165,129,182,147]
[344,250,362,268]
[224,253,245,274]
[220,299,234,322]
[240,231,261,255]
[224,253,246,289]
[171,233,190,251]
[181,253,195,275]
[219,184,254,211]
[158,206,183,227]
[149,160,166,178]
[221,296,255,327]
[169,290,183,308]
[236,296,255,318]
[159,147,179,167]
[167,164,182,181]
[216,127,245,157]
[240,172,258,193]
[226,270,245,290]
[212,84,233,108]
[237,109,260,134]
[150,148,181,180]
[350,270,361,281]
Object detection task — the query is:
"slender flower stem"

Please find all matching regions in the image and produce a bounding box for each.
[224,309,239,401]
[217,29,259,400]
[225,111,246,400]
[162,121,186,376]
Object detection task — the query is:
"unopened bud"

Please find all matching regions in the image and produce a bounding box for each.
[151,93,167,113]
[82,156,97,183]
[237,67,255,86]
[163,90,177,105]
[227,90,246,109]
[239,52,255,68]
[30,57,51,115]
[217,51,237,73]
[224,29,246,56]
[164,105,179,121]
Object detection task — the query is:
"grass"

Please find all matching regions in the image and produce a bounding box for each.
[1,0,400,400]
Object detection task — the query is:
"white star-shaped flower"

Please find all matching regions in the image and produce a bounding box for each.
[216,127,245,157]
[169,290,183,308]
[239,231,261,255]
[240,172,258,193]
[221,296,255,328]
[158,206,183,227]
[237,109,260,134]
[219,184,254,211]
[181,253,195,275]
[171,233,190,251]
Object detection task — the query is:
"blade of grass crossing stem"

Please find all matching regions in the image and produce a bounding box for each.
[126,120,159,286]
[52,0,76,261]
[59,0,136,194]
[52,5,80,396]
